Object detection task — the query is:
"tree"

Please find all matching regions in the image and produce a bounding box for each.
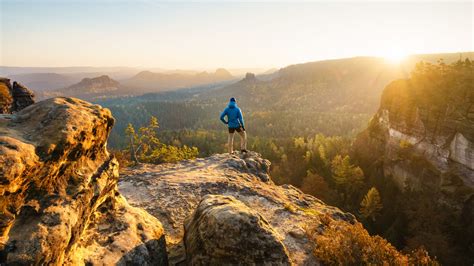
[125,123,139,163]
[331,155,365,207]
[360,187,383,221]
[124,116,198,164]
[301,171,330,201]
[137,116,161,159]
[307,218,437,265]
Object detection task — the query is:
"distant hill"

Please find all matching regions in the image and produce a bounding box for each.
[100,51,474,148]
[122,68,235,92]
[40,75,122,100]
[7,73,79,91]
[60,75,120,94]
[0,66,139,77]
[197,52,474,114]
[36,71,237,101]
[197,57,403,114]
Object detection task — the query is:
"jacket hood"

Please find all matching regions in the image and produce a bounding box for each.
[228,101,237,108]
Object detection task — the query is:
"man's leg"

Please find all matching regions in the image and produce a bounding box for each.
[238,130,247,151]
[228,132,235,154]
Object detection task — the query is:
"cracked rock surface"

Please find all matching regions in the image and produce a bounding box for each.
[120,151,354,265]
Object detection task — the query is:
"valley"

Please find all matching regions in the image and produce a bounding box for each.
[1,52,473,265]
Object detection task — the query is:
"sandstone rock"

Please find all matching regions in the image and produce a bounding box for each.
[119,152,355,265]
[0,97,167,265]
[354,79,473,192]
[184,195,291,265]
[353,76,474,262]
[11,81,35,112]
[66,195,168,266]
[0,78,12,114]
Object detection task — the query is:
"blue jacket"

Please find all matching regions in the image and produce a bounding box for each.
[220,101,245,129]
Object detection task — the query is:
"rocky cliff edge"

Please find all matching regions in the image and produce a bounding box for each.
[119,151,355,265]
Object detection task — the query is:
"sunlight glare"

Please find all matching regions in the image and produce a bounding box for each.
[383,49,408,64]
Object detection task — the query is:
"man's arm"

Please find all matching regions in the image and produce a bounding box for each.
[237,109,245,128]
[220,109,228,124]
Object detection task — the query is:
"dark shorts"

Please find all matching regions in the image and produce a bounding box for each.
[228,127,245,133]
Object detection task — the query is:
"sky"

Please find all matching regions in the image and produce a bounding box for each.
[0,0,472,69]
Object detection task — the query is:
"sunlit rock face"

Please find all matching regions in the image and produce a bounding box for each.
[11,81,35,112]
[354,79,473,192]
[0,78,35,114]
[353,78,474,258]
[0,78,13,114]
[0,97,167,265]
[119,151,355,265]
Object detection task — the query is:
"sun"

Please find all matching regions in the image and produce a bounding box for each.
[383,50,408,64]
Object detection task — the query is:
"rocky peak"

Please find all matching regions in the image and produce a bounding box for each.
[355,78,473,191]
[11,81,35,112]
[119,151,355,265]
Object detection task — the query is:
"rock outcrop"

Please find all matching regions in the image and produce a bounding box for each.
[120,152,355,265]
[244,72,256,81]
[0,78,13,114]
[0,78,35,114]
[11,81,35,112]
[0,97,167,265]
[354,78,473,196]
[353,73,474,262]
[184,195,291,265]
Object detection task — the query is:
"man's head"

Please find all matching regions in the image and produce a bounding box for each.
[230,97,236,102]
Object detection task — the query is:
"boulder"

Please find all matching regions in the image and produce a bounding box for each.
[184,195,291,265]
[0,97,167,265]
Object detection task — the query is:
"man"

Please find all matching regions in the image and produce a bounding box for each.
[220,97,247,154]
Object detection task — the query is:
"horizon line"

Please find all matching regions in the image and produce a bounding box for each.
[1,51,472,71]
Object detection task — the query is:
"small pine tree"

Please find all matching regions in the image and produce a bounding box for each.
[125,123,139,163]
[331,155,365,206]
[124,116,198,164]
[360,187,383,221]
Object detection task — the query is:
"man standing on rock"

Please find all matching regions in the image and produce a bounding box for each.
[220,97,247,154]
